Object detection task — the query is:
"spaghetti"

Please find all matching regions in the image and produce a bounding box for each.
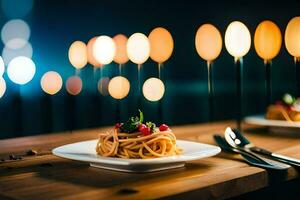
[266,105,300,122]
[96,129,181,159]
[266,94,300,122]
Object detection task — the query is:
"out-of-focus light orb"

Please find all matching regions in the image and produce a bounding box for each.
[225,21,251,58]
[1,19,30,49]
[66,76,82,95]
[254,20,282,61]
[93,36,116,65]
[68,41,87,69]
[2,42,33,65]
[285,17,300,58]
[87,37,102,67]
[195,24,222,61]
[127,33,150,64]
[0,77,6,98]
[7,56,36,85]
[142,78,165,102]
[149,27,174,63]
[1,0,33,18]
[113,34,129,64]
[108,76,130,99]
[41,71,63,95]
[98,77,110,96]
[0,56,4,76]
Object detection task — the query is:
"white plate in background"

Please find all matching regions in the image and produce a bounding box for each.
[244,114,300,133]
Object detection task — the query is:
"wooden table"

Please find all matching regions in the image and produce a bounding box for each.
[0,121,299,200]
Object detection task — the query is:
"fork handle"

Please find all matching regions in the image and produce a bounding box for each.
[272,153,300,166]
[249,146,272,156]
[250,147,300,166]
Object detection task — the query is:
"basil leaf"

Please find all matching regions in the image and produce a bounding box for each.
[139,109,144,124]
[119,110,144,133]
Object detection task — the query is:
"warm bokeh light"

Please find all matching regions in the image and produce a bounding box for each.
[142,78,165,101]
[87,37,102,67]
[113,34,129,64]
[225,21,251,58]
[285,16,300,58]
[2,42,33,65]
[41,71,63,95]
[1,19,30,49]
[0,77,6,98]
[7,56,36,85]
[66,76,82,95]
[127,33,150,64]
[108,76,130,99]
[149,27,174,63]
[195,24,222,61]
[98,77,110,96]
[68,41,87,69]
[1,0,33,18]
[93,36,116,65]
[0,56,4,76]
[254,20,282,61]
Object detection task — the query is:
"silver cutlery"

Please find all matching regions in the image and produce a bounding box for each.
[224,127,290,170]
[213,135,289,170]
[231,127,300,167]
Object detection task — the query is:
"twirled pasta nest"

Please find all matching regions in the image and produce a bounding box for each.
[96,129,182,159]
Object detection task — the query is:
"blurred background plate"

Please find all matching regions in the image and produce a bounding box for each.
[244,114,300,133]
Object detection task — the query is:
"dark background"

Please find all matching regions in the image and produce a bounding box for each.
[0,0,299,139]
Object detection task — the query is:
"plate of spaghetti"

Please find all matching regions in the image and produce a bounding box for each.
[244,94,300,133]
[53,111,221,172]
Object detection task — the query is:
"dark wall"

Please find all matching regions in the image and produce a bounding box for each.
[0,0,299,139]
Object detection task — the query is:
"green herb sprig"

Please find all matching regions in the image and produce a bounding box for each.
[119,110,143,133]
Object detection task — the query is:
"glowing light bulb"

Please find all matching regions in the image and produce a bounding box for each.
[93,36,116,65]
[108,76,130,99]
[285,17,300,58]
[41,71,63,95]
[195,24,222,61]
[254,20,282,61]
[68,41,87,69]
[2,42,33,65]
[225,21,251,58]
[1,0,33,18]
[149,27,174,63]
[87,37,102,67]
[1,19,30,49]
[127,33,150,64]
[0,56,4,76]
[98,77,110,96]
[66,76,82,95]
[7,56,35,85]
[113,34,129,64]
[142,78,165,101]
[0,77,6,98]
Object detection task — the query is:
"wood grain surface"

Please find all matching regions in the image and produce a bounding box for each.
[0,121,299,200]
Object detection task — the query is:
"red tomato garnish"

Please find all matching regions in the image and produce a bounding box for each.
[139,124,151,135]
[138,124,147,132]
[159,124,169,131]
[115,123,122,129]
[141,127,151,136]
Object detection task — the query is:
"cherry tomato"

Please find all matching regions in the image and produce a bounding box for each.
[141,127,151,136]
[115,123,122,129]
[159,124,169,131]
[138,124,147,132]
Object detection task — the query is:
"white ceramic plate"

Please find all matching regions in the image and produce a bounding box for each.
[244,114,300,133]
[52,140,221,173]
